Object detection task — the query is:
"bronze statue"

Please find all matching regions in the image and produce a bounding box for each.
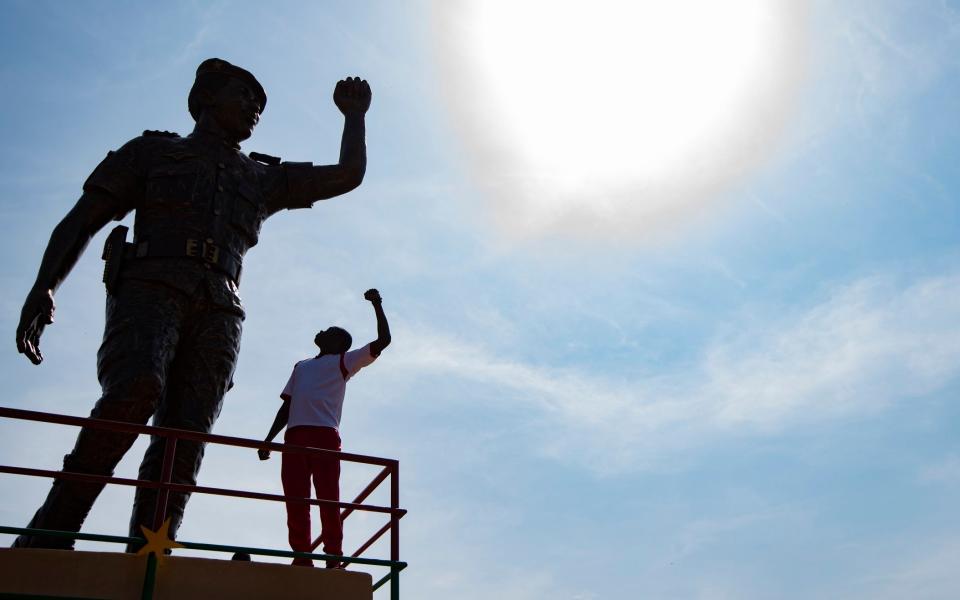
[13,58,371,551]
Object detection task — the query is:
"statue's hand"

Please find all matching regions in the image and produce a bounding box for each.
[16,288,55,365]
[364,288,382,304]
[334,77,372,116]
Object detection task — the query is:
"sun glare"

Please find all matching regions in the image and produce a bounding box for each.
[433,1,807,236]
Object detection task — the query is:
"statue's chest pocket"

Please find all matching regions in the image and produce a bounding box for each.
[231,182,266,243]
[145,163,202,207]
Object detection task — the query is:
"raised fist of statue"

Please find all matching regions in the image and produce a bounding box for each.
[364,288,382,304]
[333,77,372,117]
[16,287,55,365]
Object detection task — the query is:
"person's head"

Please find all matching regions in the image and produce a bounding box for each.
[188,58,266,142]
[314,327,352,354]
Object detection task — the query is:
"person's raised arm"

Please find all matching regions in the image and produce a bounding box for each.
[259,397,291,461]
[17,191,123,365]
[364,288,391,358]
[301,77,371,202]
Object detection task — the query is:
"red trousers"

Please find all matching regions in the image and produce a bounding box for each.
[282,426,342,563]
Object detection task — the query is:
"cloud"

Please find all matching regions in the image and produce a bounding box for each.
[658,505,806,567]
[851,537,960,600]
[919,454,960,486]
[388,270,960,471]
[785,0,960,165]
[706,274,960,427]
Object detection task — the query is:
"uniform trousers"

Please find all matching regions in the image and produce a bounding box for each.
[13,277,242,551]
[281,425,343,566]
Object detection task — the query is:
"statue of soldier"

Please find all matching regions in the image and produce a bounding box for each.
[13,58,371,551]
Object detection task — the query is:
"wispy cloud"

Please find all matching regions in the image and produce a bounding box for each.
[706,274,960,426]
[919,454,960,486]
[658,505,808,567]
[387,270,960,471]
[853,537,960,600]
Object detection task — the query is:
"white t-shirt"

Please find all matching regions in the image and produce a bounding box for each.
[282,344,378,430]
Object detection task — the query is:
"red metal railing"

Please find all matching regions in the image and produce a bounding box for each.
[0,405,406,597]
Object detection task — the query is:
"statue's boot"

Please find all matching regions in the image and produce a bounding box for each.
[12,401,147,550]
[12,470,107,550]
[125,436,208,553]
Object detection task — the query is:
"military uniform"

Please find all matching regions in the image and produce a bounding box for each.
[15,128,317,550]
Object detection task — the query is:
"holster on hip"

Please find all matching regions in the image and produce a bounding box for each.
[101,225,129,296]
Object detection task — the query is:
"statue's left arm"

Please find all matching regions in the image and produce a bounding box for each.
[16,136,143,365]
[16,190,129,365]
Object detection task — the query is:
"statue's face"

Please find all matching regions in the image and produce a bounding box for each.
[208,78,261,142]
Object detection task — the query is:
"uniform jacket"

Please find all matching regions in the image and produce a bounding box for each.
[84,130,316,316]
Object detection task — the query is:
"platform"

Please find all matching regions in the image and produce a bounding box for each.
[0,548,373,600]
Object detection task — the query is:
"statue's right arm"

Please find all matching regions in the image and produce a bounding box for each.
[16,190,124,365]
[284,78,371,206]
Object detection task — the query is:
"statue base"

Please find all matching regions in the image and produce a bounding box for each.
[0,547,372,599]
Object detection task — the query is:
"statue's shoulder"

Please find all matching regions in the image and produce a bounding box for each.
[247,151,282,166]
[104,130,182,161]
[142,129,181,139]
[122,129,183,153]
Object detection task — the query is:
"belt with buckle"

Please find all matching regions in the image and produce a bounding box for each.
[124,236,242,282]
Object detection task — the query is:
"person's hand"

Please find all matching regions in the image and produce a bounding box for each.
[334,77,372,117]
[258,448,271,461]
[364,289,382,304]
[16,287,55,365]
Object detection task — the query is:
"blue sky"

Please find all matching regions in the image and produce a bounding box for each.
[2,1,960,598]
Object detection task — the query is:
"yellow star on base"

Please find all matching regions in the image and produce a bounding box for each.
[137,518,184,557]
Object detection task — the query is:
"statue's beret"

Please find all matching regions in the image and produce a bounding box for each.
[188,58,266,121]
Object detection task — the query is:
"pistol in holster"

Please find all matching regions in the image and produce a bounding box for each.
[101,225,129,295]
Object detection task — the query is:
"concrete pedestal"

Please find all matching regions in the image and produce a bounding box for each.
[0,548,373,600]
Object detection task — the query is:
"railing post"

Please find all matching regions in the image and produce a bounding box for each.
[390,460,399,600]
[140,553,158,600]
[152,436,178,530]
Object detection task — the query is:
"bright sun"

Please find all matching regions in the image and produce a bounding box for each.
[433,1,807,237]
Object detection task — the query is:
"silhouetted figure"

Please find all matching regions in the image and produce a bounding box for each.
[13,58,372,551]
[259,289,391,568]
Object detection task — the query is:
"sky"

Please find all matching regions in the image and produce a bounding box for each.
[1,1,960,598]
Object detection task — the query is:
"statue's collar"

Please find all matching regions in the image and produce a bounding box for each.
[188,128,241,151]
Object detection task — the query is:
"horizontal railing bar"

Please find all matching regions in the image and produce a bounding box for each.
[185,483,403,515]
[0,465,404,515]
[0,406,396,467]
[177,539,406,568]
[372,563,409,592]
[0,525,140,546]
[0,525,406,569]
